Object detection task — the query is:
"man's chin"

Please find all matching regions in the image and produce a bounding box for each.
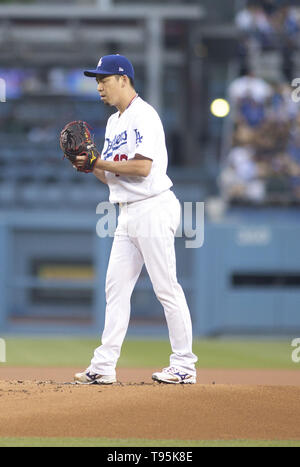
[102,99,112,107]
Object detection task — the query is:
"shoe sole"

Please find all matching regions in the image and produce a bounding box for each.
[152,375,196,384]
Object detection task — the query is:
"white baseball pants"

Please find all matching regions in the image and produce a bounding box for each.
[89,189,198,376]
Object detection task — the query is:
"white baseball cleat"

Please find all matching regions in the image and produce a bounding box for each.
[152,366,196,384]
[74,370,116,385]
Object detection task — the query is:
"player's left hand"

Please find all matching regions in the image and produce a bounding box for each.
[60,120,100,173]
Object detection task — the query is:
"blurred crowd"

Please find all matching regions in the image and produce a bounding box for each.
[219,0,300,205]
[235,0,300,81]
[219,72,300,204]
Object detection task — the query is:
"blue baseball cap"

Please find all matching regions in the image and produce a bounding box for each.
[84,54,134,80]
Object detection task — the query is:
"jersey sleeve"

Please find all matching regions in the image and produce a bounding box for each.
[131,109,162,161]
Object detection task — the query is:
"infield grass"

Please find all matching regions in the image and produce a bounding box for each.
[0,437,300,447]
[0,337,298,369]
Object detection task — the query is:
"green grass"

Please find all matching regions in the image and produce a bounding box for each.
[0,337,298,369]
[0,437,299,447]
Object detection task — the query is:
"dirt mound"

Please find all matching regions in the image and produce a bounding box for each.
[0,374,300,440]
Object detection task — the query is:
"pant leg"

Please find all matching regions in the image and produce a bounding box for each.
[134,193,198,375]
[89,234,144,375]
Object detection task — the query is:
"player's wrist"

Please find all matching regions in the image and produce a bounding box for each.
[93,158,103,171]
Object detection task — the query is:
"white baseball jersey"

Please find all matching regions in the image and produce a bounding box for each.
[88,94,197,379]
[101,96,173,203]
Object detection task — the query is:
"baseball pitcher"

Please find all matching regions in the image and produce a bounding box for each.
[60,55,198,384]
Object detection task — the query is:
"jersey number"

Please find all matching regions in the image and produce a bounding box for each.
[114,154,128,177]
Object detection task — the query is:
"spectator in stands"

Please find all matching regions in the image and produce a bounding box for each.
[219,146,267,203]
[233,122,256,146]
[270,2,299,42]
[235,0,274,52]
[235,0,271,36]
[267,82,298,123]
[270,4,300,80]
[223,70,300,204]
[235,0,300,80]
[238,96,266,128]
[228,70,273,104]
[228,71,271,140]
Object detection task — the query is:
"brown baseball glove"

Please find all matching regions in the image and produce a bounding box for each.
[59,120,100,173]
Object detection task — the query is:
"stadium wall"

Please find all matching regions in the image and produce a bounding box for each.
[0,203,299,337]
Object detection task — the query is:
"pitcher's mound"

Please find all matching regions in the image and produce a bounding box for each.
[0,377,299,440]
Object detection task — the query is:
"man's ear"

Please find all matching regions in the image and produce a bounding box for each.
[121,75,128,88]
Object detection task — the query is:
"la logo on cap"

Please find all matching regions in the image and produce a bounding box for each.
[98,58,103,67]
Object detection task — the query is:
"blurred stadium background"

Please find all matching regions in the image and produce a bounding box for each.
[0,0,300,338]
